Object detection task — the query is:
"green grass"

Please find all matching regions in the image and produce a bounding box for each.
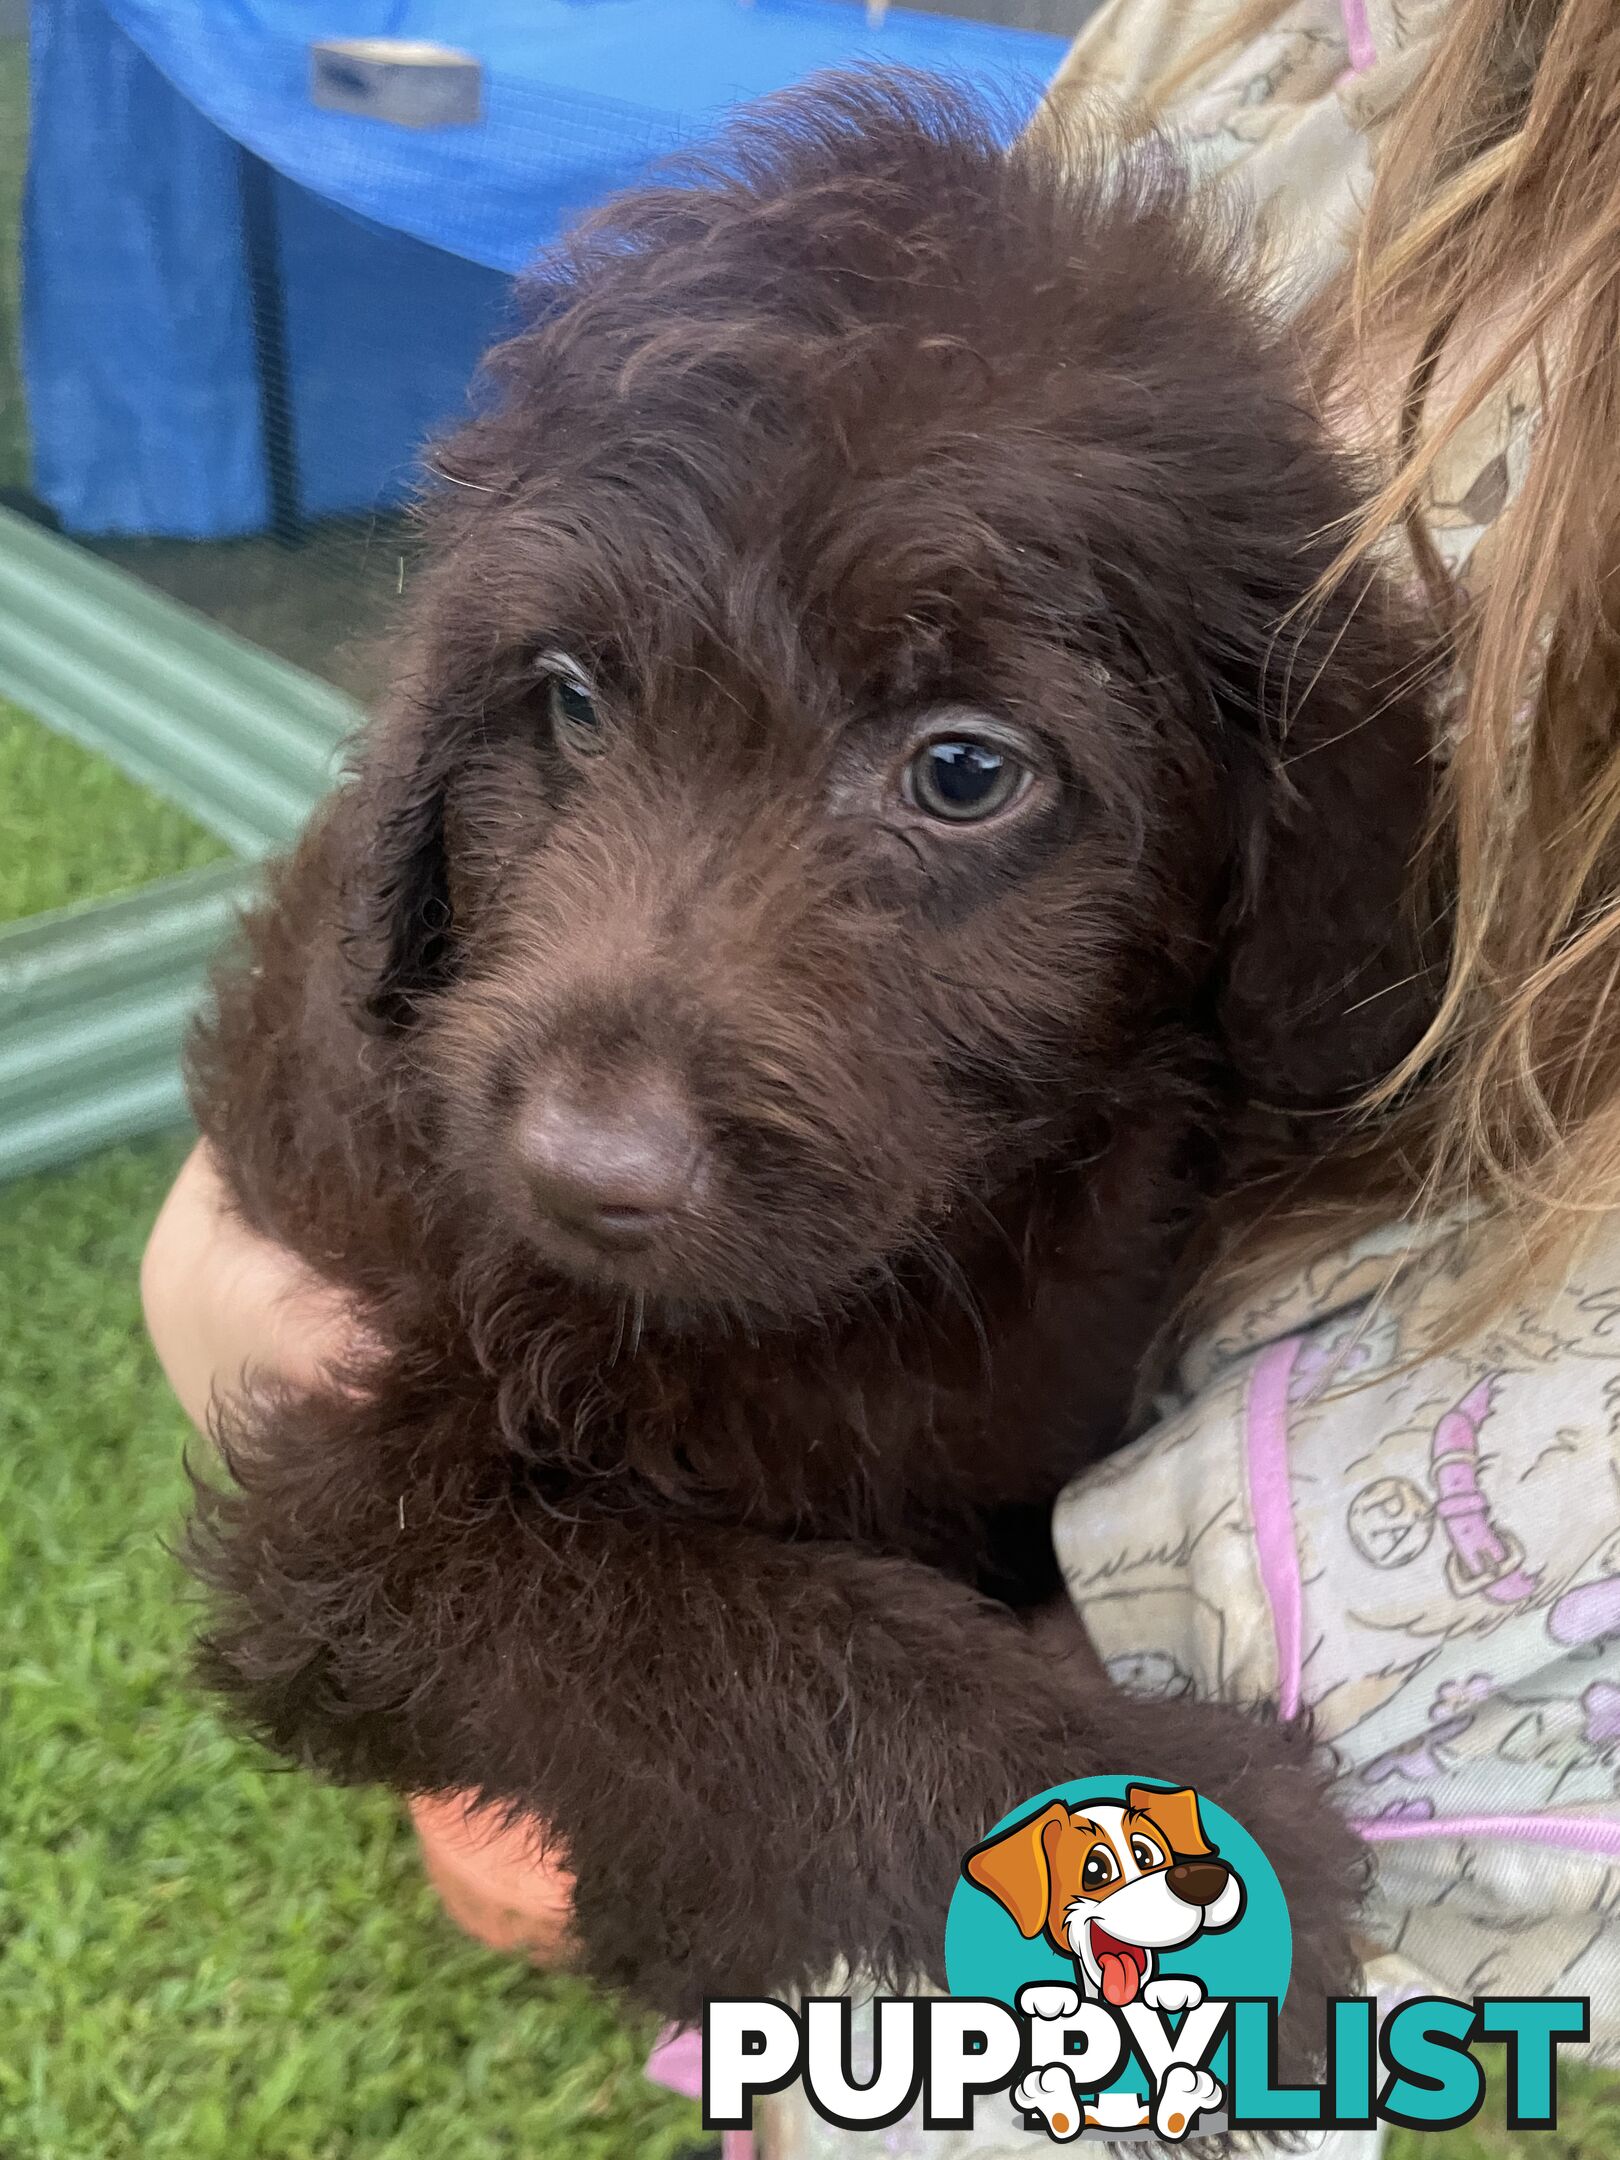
[1390,2057,1619,2160]
[0,700,696,2156]
[0,1141,701,2160]
[0,699,230,923]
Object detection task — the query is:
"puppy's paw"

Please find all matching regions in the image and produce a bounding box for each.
[1017,1981,1084,2023]
[1154,2064,1222,2141]
[1142,1975,1205,2014]
[1014,2064,1084,2141]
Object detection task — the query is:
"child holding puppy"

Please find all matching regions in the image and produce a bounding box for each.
[144,0,1619,2147]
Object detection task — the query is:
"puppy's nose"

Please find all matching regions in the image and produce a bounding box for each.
[517,1078,701,1248]
[1165,1861,1230,1908]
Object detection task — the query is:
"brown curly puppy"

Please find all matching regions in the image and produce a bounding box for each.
[186,75,1435,2045]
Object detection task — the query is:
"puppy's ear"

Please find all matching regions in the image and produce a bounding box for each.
[347,695,459,1034]
[1126,1784,1213,1861]
[963,1800,1069,1938]
[1214,577,1440,1112]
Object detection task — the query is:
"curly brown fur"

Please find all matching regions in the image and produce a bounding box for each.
[185,76,1433,2060]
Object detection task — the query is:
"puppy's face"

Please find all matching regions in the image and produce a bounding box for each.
[354,82,1434,1326]
[403,444,1220,1320]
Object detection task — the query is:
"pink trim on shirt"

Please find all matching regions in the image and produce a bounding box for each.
[1358,1813,1620,1861]
[1340,0,1377,74]
[647,2025,755,2160]
[1244,1335,1308,1722]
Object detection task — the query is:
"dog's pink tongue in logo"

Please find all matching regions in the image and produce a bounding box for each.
[1090,1924,1147,2006]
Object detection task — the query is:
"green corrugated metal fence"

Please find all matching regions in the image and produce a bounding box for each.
[0,506,361,1180]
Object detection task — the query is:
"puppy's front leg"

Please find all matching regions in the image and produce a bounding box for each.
[188,1372,1088,2009]
[188,1375,1359,2047]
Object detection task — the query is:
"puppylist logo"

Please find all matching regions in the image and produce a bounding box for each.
[703,1777,1590,2141]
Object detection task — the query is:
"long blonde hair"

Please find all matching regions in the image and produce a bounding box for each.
[1162,0,1620,1321]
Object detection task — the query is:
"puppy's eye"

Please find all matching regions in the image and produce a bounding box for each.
[537,652,603,758]
[1081,1848,1118,1891]
[907,736,1027,823]
[1130,1837,1164,1871]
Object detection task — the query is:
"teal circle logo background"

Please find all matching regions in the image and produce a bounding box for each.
[944,1776,1292,2008]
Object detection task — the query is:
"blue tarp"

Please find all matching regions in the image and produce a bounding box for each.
[25,0,1067,537]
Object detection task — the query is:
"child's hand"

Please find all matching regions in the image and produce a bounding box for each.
[145,1146,579,1964]
[141,1141,367,1438]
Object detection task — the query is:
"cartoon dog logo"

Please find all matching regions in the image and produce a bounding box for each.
[963,1784,1244,2138]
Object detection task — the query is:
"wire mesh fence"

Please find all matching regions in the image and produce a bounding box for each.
[3,1,1097,702]
[0,27,26,504]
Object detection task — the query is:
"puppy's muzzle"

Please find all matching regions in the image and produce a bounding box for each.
[516,1074,704,1252]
